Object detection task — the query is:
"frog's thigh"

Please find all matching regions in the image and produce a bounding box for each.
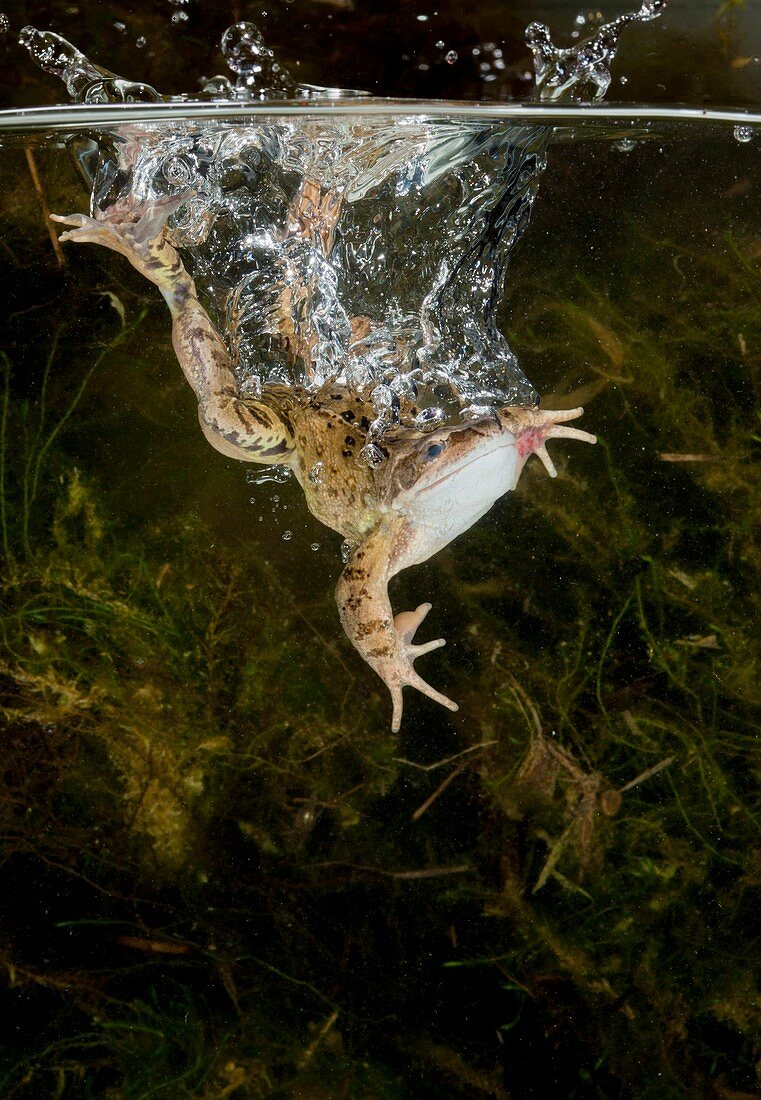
[197,396,294,464]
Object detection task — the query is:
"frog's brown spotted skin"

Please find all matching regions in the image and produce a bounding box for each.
[52,196,595,731]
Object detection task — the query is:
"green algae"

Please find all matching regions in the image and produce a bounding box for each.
[0,131,759,1099]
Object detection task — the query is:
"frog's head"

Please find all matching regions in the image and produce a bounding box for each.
[386,405,596,569]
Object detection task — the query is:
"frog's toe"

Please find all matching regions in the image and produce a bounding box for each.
[394,602,444,655]
[52,193,192,257]
[389,670,459,733]
[387,603,458,732]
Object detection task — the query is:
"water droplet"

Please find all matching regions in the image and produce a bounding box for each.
[308,462,323,484]
[310,542,320,551]
[282,530,293,541]
[734,125,754,144]
[445,49,458,64]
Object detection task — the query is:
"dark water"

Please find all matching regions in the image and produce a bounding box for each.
[1,3,761,1099]
[2,0,761,108]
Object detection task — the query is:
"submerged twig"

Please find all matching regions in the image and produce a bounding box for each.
[659,452,720,463]
[24,148,66,269]
[411,762,466,822]
[618,755,675,794]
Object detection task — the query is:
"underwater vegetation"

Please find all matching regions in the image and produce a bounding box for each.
[0,129,760,1099]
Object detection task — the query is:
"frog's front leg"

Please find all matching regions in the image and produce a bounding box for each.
[336,520,458,732]
[51,196,293,465]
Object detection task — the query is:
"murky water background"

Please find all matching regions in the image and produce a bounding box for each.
[0,2,760,1097]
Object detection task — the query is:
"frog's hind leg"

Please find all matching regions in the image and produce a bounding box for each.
[52,197,295,466]
[336,522,458,732]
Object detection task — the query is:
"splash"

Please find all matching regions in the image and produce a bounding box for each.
[18,25,162,104]
[16,2,668,458]
[17,20,364,104]
[527,1,668,101]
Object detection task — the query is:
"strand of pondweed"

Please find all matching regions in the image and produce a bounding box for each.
[0,354,10,570]
[594,591,635,724]
[21,309,148,558]
[21,325,60,559]
[0,1032,107,1097]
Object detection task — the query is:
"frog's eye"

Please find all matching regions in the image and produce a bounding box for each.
[425,442,446,461]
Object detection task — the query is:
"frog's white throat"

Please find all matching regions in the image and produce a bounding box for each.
[393,433,522,573]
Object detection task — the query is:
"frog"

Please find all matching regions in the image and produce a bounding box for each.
[51,193,595,731]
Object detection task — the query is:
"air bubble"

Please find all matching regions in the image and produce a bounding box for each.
[461,403,497,422]
[308,462,323,484]
[163,156,192,185]
[282,530,293,541]
[310,542,320,551]
[445,50,458,64]
[340,540,353,564]
[733,125,754,144]
[171,11,189,23]
[414,407,446,431]
[136,36,147,48]
[359,443,386,469]
[0,14,9,34]
[250,466,292,485]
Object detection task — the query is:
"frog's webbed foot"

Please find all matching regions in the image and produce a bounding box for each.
[389,602,458,733]
[51,193,190,276]
[336,530,458,733]
[505,406,597,478]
